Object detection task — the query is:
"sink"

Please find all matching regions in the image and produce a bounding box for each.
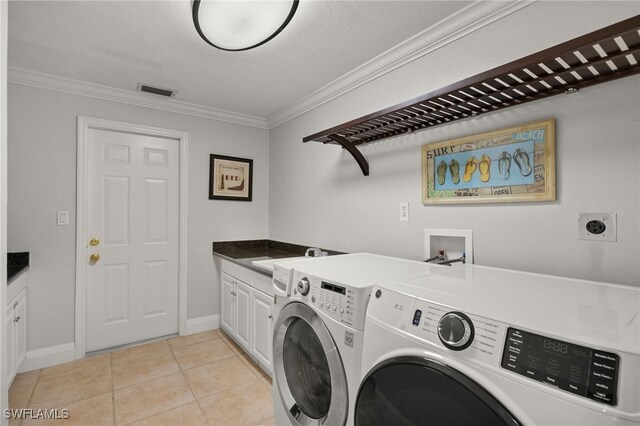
[252,256,307,273]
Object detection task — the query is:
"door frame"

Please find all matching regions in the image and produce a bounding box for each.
[74,116,188,359]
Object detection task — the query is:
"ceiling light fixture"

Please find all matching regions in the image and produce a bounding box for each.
[192,0,299,52]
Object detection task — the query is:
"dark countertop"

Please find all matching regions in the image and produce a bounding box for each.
[8,252,30,283]
[213,240,344,276]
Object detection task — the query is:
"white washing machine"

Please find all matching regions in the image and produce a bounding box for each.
[356,264,640,425]
[270,253,446,426]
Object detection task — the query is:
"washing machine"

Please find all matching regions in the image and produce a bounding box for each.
[270,253,446,426]
[356,264,640,425]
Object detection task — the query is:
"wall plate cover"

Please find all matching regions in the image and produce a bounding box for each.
[578,212,616,242]
[399,202,409,221]
[56,211,69,226]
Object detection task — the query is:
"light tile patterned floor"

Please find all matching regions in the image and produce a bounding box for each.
[8,330,275,426]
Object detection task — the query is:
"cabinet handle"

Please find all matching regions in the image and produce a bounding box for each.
[14,316,20,322]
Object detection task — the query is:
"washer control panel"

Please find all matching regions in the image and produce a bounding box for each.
[292,271,371,330]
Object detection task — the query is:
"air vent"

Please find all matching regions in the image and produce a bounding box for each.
[136,82,177,98]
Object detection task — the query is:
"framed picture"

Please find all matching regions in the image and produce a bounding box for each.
[421,119,555,204]
[209,154,253,201]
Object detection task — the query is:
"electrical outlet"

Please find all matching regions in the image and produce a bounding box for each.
[578,212,616,242]
[399,202,409,222]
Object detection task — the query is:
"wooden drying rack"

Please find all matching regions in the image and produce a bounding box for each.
[303,15,640,176]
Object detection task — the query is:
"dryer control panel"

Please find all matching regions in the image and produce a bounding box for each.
[291,271,371,330]
[406,298,622,408]
[501,328,619,406]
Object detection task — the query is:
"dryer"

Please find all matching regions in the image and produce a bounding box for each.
[270,253,446,426]
[356,265,640,425]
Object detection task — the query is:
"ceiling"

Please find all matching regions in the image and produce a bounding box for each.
[8,0,473,121]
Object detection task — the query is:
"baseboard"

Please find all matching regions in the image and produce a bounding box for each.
[19,342,76,373]
[184,314,220,335]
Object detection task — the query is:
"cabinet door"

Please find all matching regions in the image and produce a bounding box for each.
[220,273,236,334]
[6,307,15,386]
[251,289,273,371]
[14,290,27,370]
[234,280,252,351]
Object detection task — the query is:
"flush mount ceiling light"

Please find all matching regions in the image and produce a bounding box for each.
[192,0,299,52]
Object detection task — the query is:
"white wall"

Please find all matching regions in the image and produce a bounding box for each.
[7,84,269,351]
[269,1,640,286]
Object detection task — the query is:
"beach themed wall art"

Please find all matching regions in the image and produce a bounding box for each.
[422,119,555,204]
[209,154,253,201]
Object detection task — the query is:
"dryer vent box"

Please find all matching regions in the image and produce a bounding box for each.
[424,229,473,264]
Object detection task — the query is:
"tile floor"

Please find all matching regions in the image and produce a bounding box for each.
[8,329,275,426]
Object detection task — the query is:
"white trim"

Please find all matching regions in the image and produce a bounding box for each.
[74,117,189,359]
[184,315,220,336]
[19,343,76,373]
[1,0,9,418]
[267,0,535,128]
[179,128,189,338]
[8,67,268,130]
[8,2,533,132]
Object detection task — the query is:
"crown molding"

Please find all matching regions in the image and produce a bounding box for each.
[7,67,269,130]
[267,0,535,129]
[7,1,534,131]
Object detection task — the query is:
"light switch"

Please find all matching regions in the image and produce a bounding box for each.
[57,211,69,226]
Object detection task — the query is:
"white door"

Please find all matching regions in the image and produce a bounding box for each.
[235,280,251,351]
[220,273,235,334]
[6,308,15,386]
[251,289,272,370]
[85,127,179,351]
[13,290,26,370]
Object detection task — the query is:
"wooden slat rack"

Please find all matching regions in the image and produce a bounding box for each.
[303,15,640,176]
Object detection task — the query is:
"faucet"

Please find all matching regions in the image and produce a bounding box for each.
[425,250,445,263]
[305,247,327,257]
[437,253,466,266]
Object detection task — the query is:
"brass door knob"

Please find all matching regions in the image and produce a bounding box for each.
[89,254,100,263]
[89,238,100,246]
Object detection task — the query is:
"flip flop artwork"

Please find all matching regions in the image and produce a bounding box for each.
[437,160,448,185]
[421,119,555,204]
[449,159,460,185]
[498,152,511,180]
[513,148,532,177]
[463,157,477,183]
[479,155,491,182]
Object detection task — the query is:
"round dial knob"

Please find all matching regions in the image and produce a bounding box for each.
[297,277,310,296]
[437,312,474,351]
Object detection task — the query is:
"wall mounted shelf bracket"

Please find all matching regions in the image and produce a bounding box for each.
[327,134,369,176]
[302,15,640,176]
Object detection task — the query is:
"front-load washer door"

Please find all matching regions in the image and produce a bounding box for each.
[356,356,521,426]
[273,302,348,426]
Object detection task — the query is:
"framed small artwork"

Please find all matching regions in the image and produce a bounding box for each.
[422,119,555,204]
[209,154,253,201]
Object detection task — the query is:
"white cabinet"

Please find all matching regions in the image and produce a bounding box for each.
[234,280,252,351]
[6,306,15,385]
[221,272,235,332]
[220,260,274,375]
[251,289,273,370]
[6,287,27,386]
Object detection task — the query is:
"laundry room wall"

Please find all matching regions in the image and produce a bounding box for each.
[7,83,269,353]
[268,1,640,286]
